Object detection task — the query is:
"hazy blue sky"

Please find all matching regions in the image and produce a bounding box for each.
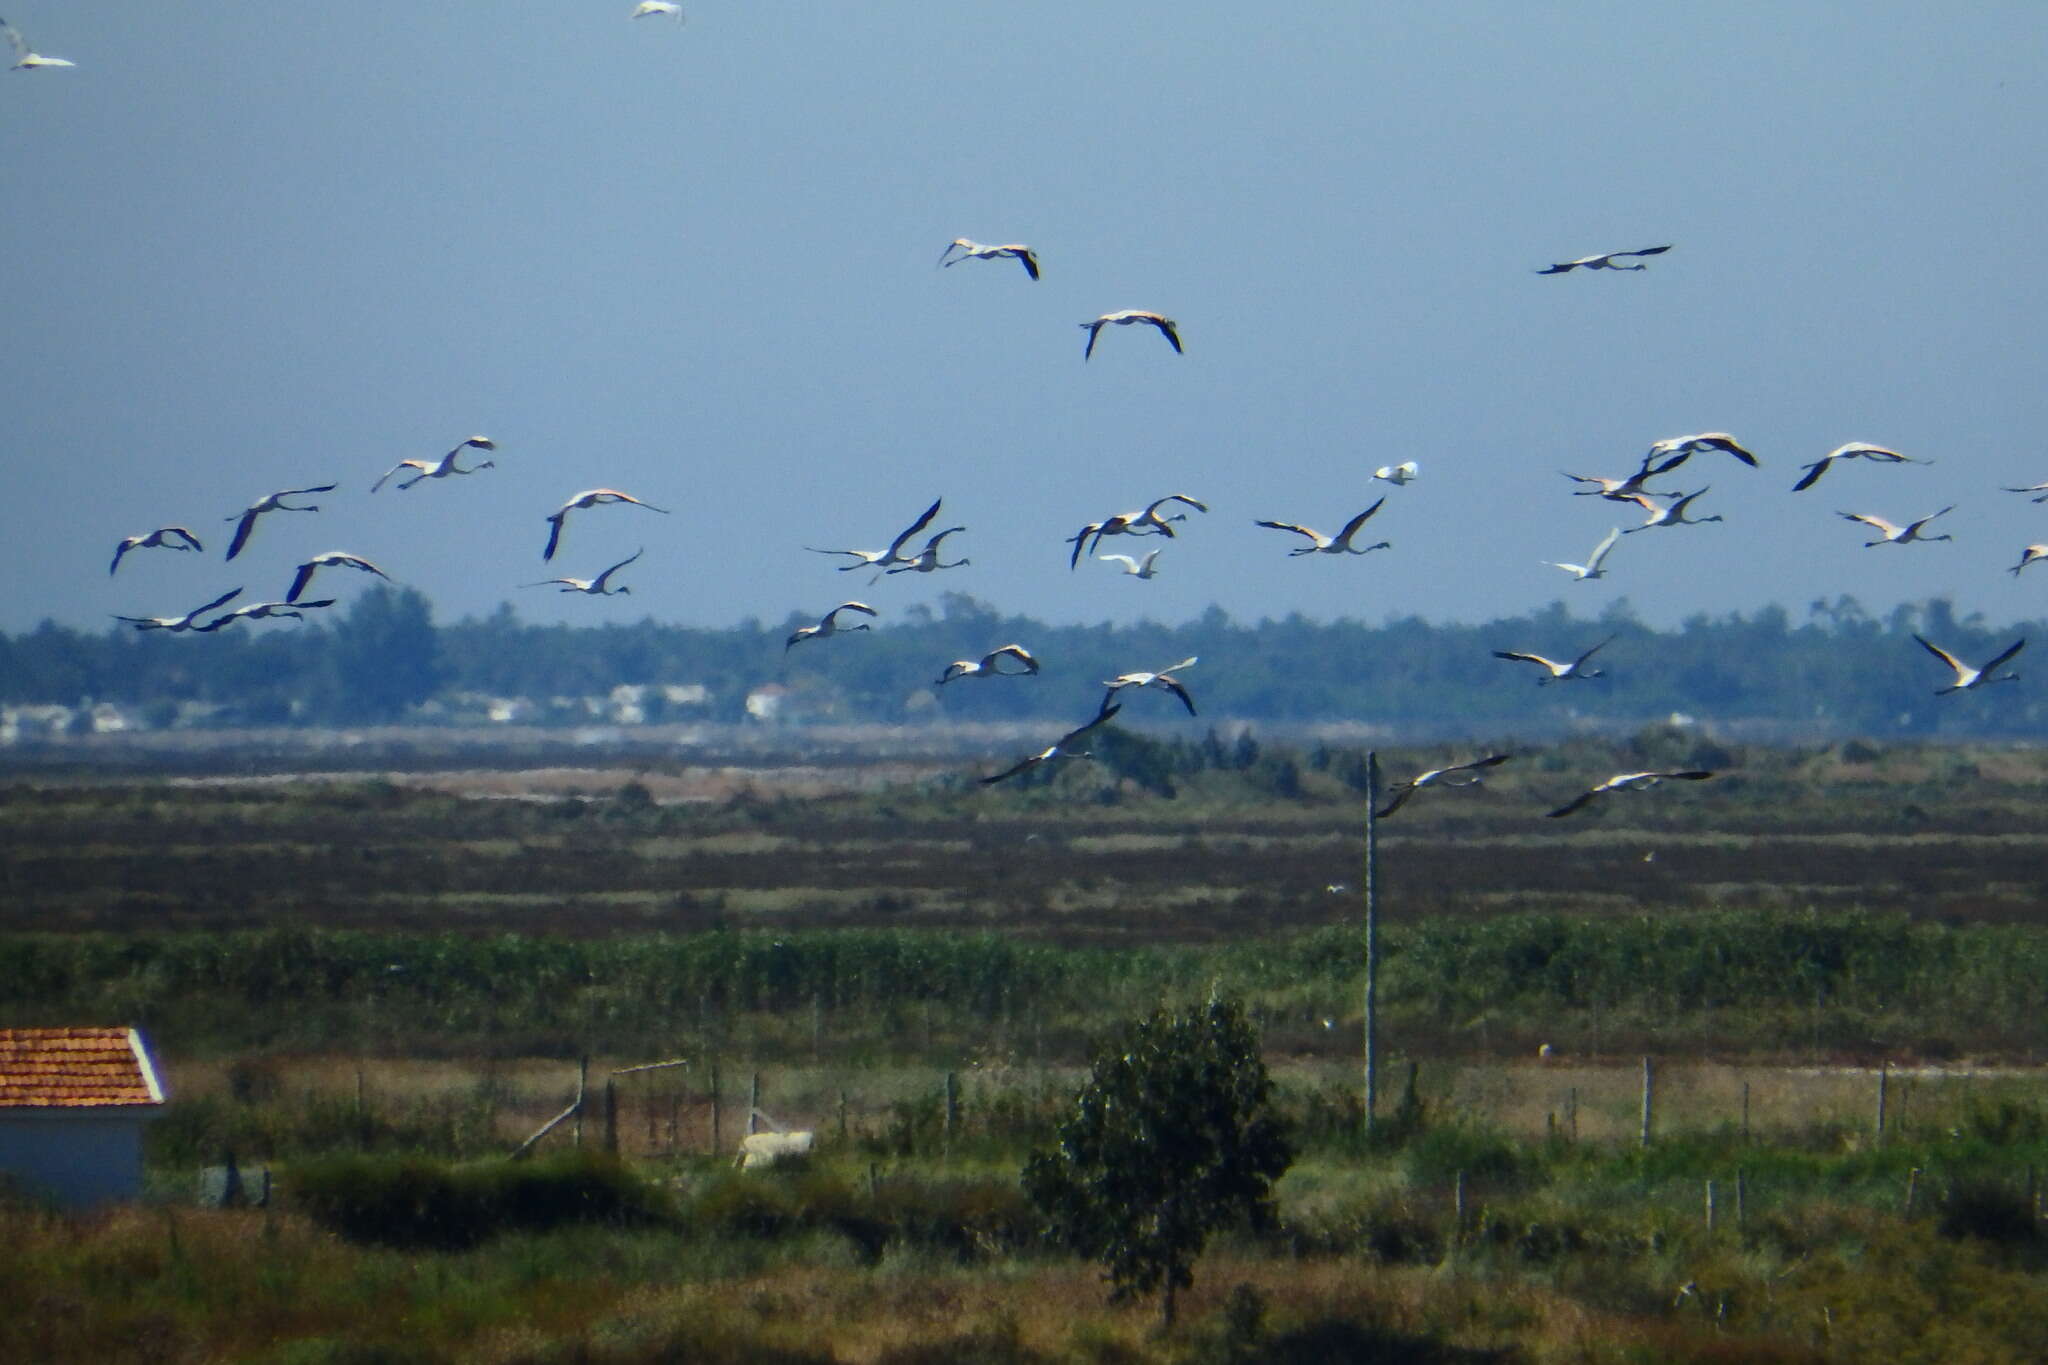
[7,3,2047,637]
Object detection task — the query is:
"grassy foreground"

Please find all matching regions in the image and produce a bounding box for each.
[15,1081,2048,1363]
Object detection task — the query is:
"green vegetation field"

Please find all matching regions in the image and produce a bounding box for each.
[8,733,2048,1361]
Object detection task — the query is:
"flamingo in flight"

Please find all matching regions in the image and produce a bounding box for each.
[1546,769,1715,819]
[1537,245,1671,274]
[939,238,1039,280]
[1102,657,1199,717]
[1838,507,1953,547]
[226,485,338,561]
[1914,635,2025,694]
[1493,637,1611,684]
[1080,310,1181,360]
[1375,754,1512,819]
[979,703,1122,786]
[110,528,204,575]
[371,437,496,493]
[287,552,391,603]
[114,588,243,633]
[525,548,644,597]
[1619,488,1722,533]
[1641,432,1758,470]
[1255,499,1391,556]
[1792,443,1926,492]
[543,489,669,561]
[193,598,337,631]
[786,602,878,650]
[884,527,969,575]
[1067,494,1205,566]
[2010,545,2048,576]
[808,498,942,573]
[935,645,1039,685]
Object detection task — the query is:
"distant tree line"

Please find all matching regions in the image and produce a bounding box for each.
[3,587,2044,738]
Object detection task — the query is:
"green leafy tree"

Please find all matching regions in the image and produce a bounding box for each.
[1022,995,1293,1332]
[326,586,443,722]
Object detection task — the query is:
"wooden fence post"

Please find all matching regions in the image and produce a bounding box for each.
[1904,1167,1920,1216]
[1874,1062,1888,1147]
[1453,1169,1468,1244]
[749,1071,762,1135]
[1704,1179,1717,1233]
[1736,1168,1747,1227]
[1639,1057,1655,1148]
[575,1055,588,1148]
[603,1078,618,1154]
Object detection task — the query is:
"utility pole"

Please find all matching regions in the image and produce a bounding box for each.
[1364,751,1380,1131]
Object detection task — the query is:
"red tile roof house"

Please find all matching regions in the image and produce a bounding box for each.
[0,1028,168,1208]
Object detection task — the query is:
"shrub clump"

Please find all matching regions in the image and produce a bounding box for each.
[286,1151,665,1250]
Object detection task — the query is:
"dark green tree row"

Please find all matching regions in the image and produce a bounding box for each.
[5,588,2044,736]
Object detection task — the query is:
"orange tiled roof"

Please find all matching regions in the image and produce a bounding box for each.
[0,1028,165,1108]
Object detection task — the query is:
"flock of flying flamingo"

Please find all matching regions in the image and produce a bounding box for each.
[28,9,2039,811]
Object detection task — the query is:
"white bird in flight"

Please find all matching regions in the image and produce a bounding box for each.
[1375,754,1512,819]
[226,485,338,561]
[1546,769,1715,819]
[1255,500,1391,557]
[543,489,669,561]
[808,498,942,573]
[370,437,496,493]
[287,552,391,603]
[1536,245,1671,274]
[631,1,684,18]
[114,587,243,633]
[2002,481,2048,505]
[1080,310,1181,360]
[1792,442,1925,492]
[524,547,643,597]
[1098,550,1163,579]
[786,601,878,650]
[2010,545,2048,576]
[1914,635,2025,694]
[1102,657,1198,717]
[1493,637,1611,684]
[110,527,204,575]
[938,238,1040,280]
[1545,526,1621,580]
[979,703,1122,786]
[3,17,71,69]
[1372,462,1419,486]
[1838,507,1953,547]
[935,644,1039,685]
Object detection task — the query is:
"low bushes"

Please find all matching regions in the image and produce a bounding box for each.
[287,1151,664,1250]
